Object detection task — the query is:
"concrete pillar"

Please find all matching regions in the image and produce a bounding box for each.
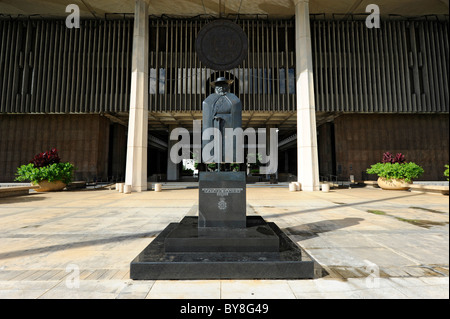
[167,125,180,181]
[294,0,320,191]
[156,149,162,174]
[284,150,289,173]
[265,124,276,180]
[125,0,149,192]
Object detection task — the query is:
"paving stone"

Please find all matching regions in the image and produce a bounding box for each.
[0,187,448,299]
[116,280,155,299]
[220,280,296,299]
[39,280,128,299]
[0,281,59,299]
[146,280,221,299]
[37,270,66,281]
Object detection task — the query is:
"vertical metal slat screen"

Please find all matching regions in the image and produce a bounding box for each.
[148,18,297,113]
[0,19,133,114]
[0,18,448,114]
[310,19,449,113]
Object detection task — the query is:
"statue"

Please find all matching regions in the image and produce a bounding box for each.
[130,24,314,281]
[202,77,242,164]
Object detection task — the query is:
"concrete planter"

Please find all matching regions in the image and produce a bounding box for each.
[123,184,132,194]
[34,180,66,192]
[377,177,411,190]
[289,183,297,192]
[321,183,330,192]
[116,183,125,192]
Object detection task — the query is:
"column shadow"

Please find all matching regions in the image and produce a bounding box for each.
[259,192,425,220]
[0,231,161,260]
[0,193,47,204]
[283,217,365,241]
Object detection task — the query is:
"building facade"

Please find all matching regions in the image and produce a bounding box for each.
[0,0,449,189]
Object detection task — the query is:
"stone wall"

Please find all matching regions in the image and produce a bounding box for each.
[333,114,449,181]
[0,114,111,183]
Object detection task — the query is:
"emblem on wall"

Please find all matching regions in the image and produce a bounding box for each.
[196,19,248,71]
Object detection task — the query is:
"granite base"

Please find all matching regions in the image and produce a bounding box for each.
[164,215,279,253]
[130,216,317,280]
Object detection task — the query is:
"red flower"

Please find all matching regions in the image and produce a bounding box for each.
[382,152,406,164]
[30,148,61,168]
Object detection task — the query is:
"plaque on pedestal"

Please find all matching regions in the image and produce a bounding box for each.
[198,171,246,228]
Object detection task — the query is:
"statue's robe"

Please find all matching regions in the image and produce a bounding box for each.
[202,92,242,163]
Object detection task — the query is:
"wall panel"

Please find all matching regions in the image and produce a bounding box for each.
[0,19,133,114]
[0,18,448,114]
[311,19,449,113]
[334,114,449,181]
[0,114,110,182]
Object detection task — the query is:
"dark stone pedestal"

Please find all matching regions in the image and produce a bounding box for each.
[164,215,279,253]
[198,171,246,228]
[130,216,317,280]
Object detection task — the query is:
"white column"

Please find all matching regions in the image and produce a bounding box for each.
[294,0,320,191]
[125,0,149,192]
[167,125,180,181]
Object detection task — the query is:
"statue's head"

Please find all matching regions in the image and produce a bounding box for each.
[211,77,233,96]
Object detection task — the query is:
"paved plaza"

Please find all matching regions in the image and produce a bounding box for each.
[0,185,448,299]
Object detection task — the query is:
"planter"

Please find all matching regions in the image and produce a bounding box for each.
[33,180,66,192]
[123,184,132,194]
[289,182,297,192]
[377,177,411,190]
[116,183,125,193]
[321,183,330,192]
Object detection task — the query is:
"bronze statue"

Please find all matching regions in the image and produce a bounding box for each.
[202,77,242,164]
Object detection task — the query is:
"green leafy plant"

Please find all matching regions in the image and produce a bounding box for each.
[366,162,424,183]
[15,162,75,185]
[366,152,424,183]
[247,153,262,173]
[230,163,240,172]
[445,165,449,181]
[15,148,75,185]
[181,168,194,176]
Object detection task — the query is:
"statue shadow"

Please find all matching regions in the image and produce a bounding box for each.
[283,217,365,241]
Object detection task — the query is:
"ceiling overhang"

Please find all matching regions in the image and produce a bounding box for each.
[0,0,448,19]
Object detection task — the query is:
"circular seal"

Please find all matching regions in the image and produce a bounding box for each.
[218,197,227,211]
[196,19,248,71]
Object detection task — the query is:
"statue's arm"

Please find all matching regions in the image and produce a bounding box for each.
[202,100,213,129]
[230,96,242,129]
